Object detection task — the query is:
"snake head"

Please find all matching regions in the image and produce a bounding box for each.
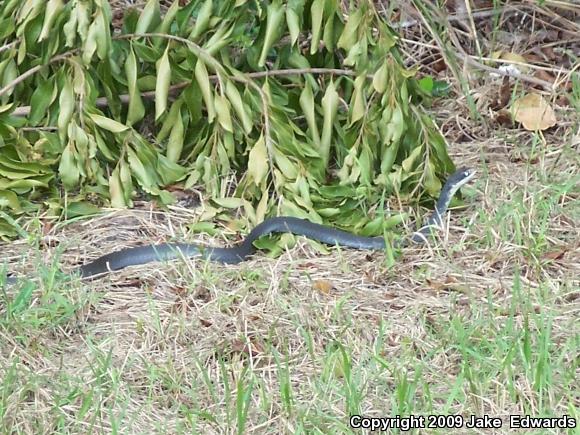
[450,167,476,188]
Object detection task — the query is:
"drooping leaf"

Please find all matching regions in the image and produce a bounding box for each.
[167,101,184,162]
[125,45,145,125]
[89,114,130,133]
[320,80,339,167]
[190,0,213,40]
[155,46,171,120]
[214,93,233,133]
[135,0,161,34]
[258,0,285,67]
[248,134,268,186]
[194,59,215,123]
[310,0,324,55]
[59,143,80,188]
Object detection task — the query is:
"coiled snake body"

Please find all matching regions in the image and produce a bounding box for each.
[3,168,475,284]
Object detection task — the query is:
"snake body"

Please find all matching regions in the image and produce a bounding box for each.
[4,168,475,284]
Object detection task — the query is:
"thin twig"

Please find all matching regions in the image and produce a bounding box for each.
[0,50,77,98]
[13,67,367,116]
[0,40,19,54]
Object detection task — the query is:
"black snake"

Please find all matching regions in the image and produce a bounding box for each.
[2,168,475,285]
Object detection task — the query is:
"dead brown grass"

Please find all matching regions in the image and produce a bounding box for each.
[2,134,578,433]
[1,1,579,433]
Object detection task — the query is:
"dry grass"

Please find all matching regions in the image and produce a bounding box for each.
[1,136,578,434]
[2,1,580,434]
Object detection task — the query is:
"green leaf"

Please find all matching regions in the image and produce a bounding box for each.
[432,80,452,97]
[127,146,157,193]
[418,76,434,94]
[63,3,79,46]
[157,97,182,142]
[322,10,335,52]
[29,77,56,125]
[402,145,423,173]
[273,148,298,179]
[157,154,187,185]
[155,46,171,120]
[259,0,285,67]
[119,157,133,206]
[0,190,21,211]
[136,0,161,34]
[213,197,244,208]
[424,160,442,197]
[94,8,110,60]
[65,201,101,218]
[9,281,34,315]
[158,0,180,35]
[337,8,362,51]
[310,0,324,55]
[82,16,99,64]
[190,0,213,39]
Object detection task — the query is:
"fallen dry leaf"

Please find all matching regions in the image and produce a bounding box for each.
[512,93,557,131]
[312,279,334,294]
[490,51,531,73]
[542,250,567,261]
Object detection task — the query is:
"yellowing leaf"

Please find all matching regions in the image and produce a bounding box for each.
[125,45,145,125]
[109,165,126,208]
[155,46,171,120]
[214,94,233,132]
[286,8,300,46]
[321,81,339,166]
[248,134,268,185]
[59,143,80,188]
[225,80,252,134]
[89,114,130,133]
[349,75,366,124]
[57,78,74,139]
[194,60,215,122]
[167,102,184,162]
[372,61,389,93]
[38,0,64,41]
[512,93,557,131]
[299,82,320,147]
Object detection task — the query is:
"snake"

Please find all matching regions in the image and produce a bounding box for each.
[2,167,475,285]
